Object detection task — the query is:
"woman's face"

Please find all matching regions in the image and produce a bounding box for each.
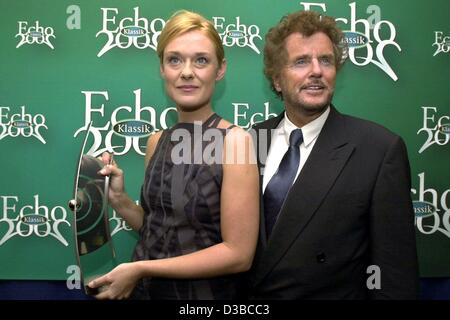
[160,30,226,113]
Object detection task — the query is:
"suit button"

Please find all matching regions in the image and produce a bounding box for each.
[317,252,326,263]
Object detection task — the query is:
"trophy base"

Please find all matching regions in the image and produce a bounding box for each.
[85,285,100,296]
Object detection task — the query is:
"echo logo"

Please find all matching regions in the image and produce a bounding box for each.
[433,31,450,56]
[213,16,262,54]
[0,195,70,246]
[16,21,55,49]
[0,106,47,144]
[74,89,176,156]
[96,7,165,57]
[417,106,449,153]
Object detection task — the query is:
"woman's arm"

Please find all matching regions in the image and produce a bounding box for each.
[141,128,259,277]
[90,128,259,299]
[98,131,163,231]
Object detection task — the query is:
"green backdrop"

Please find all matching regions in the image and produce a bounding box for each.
[0,0,448,279]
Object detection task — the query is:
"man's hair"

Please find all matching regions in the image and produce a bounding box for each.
[157,10,225,66]
[264,10,345,98]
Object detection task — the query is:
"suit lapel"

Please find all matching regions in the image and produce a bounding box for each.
[252,106,356,286]
[253,113,284,248]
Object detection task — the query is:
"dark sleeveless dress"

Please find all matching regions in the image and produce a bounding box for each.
[131,113,241,300]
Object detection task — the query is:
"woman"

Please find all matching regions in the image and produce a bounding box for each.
[89,10,259,300]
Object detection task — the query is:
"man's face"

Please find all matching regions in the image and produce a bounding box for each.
[274,32,336,119]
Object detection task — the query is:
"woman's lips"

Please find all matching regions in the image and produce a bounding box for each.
[177,85,199,92]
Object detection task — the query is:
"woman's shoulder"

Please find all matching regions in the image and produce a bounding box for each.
[147,130,164,147]
[219,123,256,166]
[144,130,164,165]
[221,122,252,141]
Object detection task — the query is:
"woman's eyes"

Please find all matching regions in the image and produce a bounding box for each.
[167,56,181,65]
[196,57,208,65]
[166,56,209,66]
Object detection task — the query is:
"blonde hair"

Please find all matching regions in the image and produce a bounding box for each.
[157,10,225,66]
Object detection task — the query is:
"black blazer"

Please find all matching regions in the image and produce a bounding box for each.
[249,106,419,299]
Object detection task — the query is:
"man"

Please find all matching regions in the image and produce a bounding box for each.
[249,10,419,299]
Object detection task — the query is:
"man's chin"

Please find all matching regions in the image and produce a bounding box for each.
[301,102,330,114]
[302,94,333,110]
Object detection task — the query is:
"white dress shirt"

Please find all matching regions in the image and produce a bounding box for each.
[262,107,330,193]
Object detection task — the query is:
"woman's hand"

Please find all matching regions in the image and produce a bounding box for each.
[97,152,145,231]
[98,152,125,206]
[88,262,143,300]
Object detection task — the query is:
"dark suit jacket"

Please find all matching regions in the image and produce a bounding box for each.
[249,106,419,299]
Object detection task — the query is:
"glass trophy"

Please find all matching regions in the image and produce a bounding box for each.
[68,122,116,295]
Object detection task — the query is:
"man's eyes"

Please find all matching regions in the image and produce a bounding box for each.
[294,58,308,66]
[319,56,333,65]
[292,56,334,67]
